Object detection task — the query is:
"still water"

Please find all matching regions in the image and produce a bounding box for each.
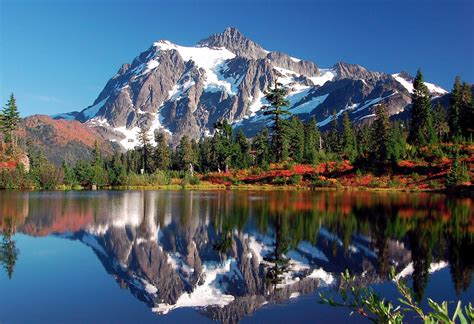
[0,190,472,323]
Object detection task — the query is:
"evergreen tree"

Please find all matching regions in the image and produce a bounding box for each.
[303,117,320,164]
[153,133,170,170]
[326,111,340,153]
[387,121,407,163]
[262,81,291,162]
[253,127,270,167]
[341,111,356,161]
[137,126,152,173]
[91,141,108,187]
[432,102,449,141]
[213,120,234,172]
[371,104,391,163]
[176,135,196,171]
[448,76,463,138]
[288,116,305,163]
[0,94,21,146]
[408,69,437,147]
[198,137,215,173]
[107,153,127,186]
[356,124,372,159]
[460,82,473,139]
[232,128,251,169]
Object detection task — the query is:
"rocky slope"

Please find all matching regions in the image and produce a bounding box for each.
[21,115,114,164]
[54,27,448,149]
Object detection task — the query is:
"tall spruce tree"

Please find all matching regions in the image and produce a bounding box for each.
[137,126,152,173]
[341,111,356,161]
[448,76,463,138]
[460,82,473,139]
[1,94,21,146]
[213,120,234,172]
[432,102,449,141]
[288,116,305,163]
[253,127,270,167]
[232,128,251,169]
[262,81,290,162]
[176,135,196,171]
[153,133,170,170]
[371,104,391,163]
[408,69,436,147]
[326,111,340,153]
[303,117,320,164]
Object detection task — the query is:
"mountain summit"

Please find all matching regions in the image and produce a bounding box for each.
[54,28,447,150]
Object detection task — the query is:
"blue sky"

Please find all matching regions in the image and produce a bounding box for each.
[1,0,473,116]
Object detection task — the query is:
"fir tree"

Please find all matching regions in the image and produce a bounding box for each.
[176,135,196,171]
[460,82,473,139]
[303,117,320,164]
[371,104,391,163]
[408,69,437,147]
[213,120,234,172]
[288,116,304,163]
[253,127,270,167]
[153,133,170,170]
[448,76,463,138]
[0,94,21,146]
[262,81,291,162]
[326,111,340,154]
[432,102,449,141]
[232,128,251,169]
[137,126,152,173]
[341,111,356,161]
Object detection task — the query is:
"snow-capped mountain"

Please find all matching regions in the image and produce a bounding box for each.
[54,27,448,149]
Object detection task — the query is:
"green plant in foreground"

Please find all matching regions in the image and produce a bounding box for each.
[319,268,474,323]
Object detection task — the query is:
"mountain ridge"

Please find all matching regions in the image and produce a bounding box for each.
[52,27,449,150]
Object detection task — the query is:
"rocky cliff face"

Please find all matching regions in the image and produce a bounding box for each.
[53,28,448,149]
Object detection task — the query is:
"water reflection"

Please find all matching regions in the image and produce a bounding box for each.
[0,190,472,322]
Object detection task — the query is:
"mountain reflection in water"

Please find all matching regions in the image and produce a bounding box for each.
[0,190,473,323]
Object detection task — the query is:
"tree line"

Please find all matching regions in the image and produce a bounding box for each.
[0,70,472,190]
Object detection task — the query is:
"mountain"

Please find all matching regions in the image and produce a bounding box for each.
[53,27,448,149]
[21,115,114,164]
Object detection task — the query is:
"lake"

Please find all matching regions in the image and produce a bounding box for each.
[0,190,472,323]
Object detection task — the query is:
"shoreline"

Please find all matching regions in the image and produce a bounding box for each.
[1,183,468,195]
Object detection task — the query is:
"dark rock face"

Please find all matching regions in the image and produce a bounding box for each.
[53,28,448,149]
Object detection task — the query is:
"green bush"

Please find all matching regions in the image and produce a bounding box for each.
[150,170,171,185]
[272,176,287,185]
[288,174,302,185]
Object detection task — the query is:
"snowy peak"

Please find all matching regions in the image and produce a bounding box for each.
[392,72,448,96]
[197,27,268,60]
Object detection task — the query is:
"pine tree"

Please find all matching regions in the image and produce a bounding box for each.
[303,117,320,164]
[232,128,251,169]
[176,135,196,171]
[387,121,407,163]
[253,127,270,167]
[341,111,356,161]
[448,76,463,138]
[213,120,234,172]
[262,81,291,162]
[137,126,152,173]
[371,104,391,163]
[460,82,473,139]
[153,133,170,170]
[1,94,21,147]
[408,69,437,147]
[288,116,305,163]
[91,141,108,187]
[432,102,449,141]
[326,111,340,154]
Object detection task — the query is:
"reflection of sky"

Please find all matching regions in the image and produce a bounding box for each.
[0,234,212,324]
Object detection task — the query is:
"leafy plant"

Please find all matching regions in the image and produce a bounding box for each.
[319,268,473,323]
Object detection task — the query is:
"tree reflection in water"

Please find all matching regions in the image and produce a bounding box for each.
[0,190,472,321]
[0,217,19,279]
